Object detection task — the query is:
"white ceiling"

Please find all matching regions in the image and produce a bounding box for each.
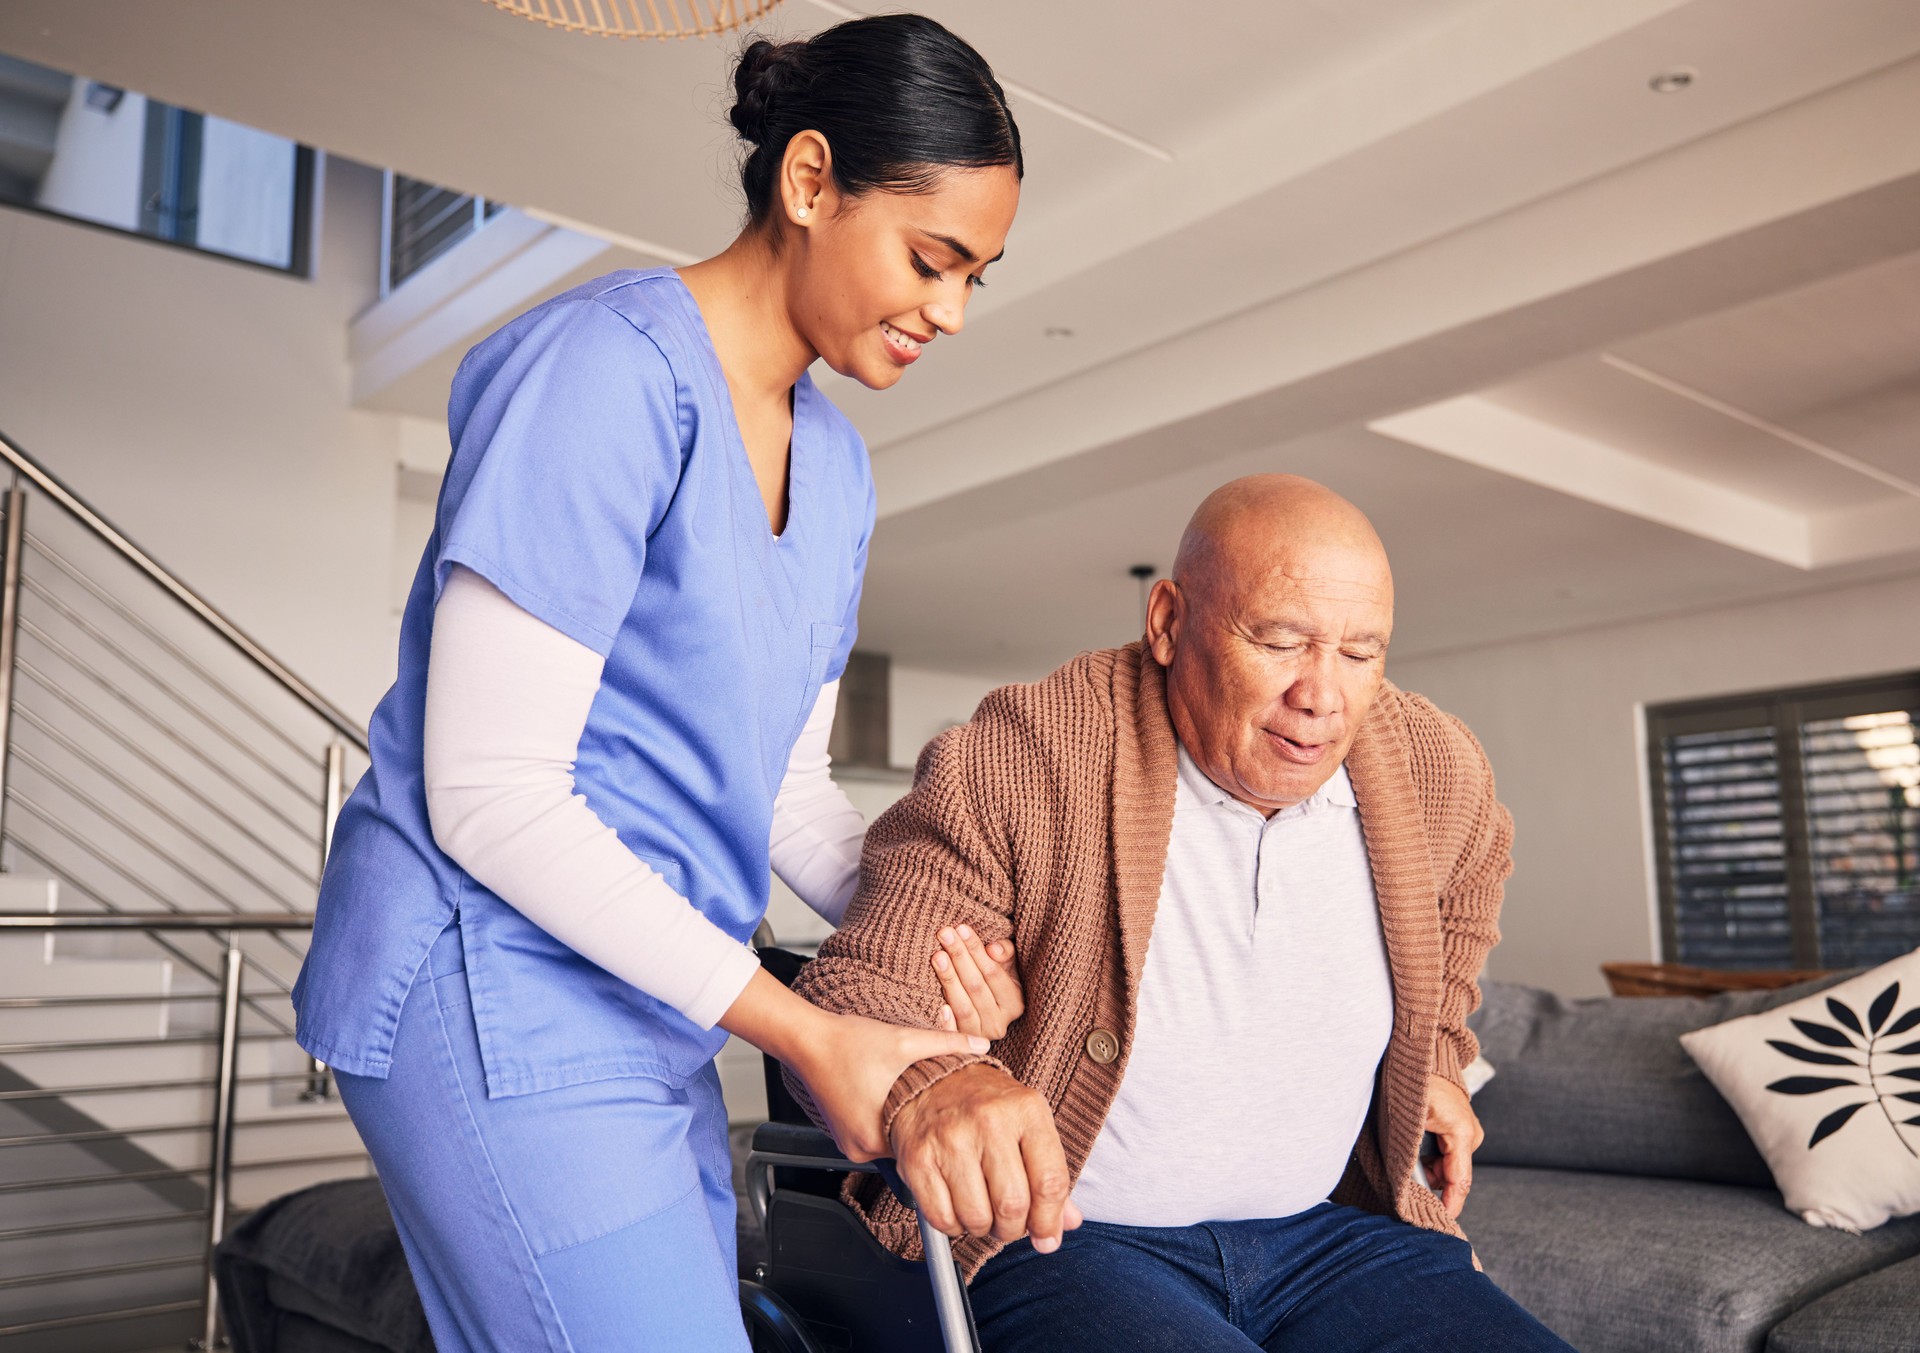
[4,0,1920,676]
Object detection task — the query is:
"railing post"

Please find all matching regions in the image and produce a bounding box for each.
[199,929,244,1352]
[0,477,27,857]
[302,739,347,1103]
[321,738,346,871]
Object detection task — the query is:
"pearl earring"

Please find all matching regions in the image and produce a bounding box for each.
[796,205,809,219]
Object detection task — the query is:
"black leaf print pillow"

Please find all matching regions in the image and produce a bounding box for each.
[1681,951,1920,1233]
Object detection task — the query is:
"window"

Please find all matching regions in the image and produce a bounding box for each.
[382,173,503,294]
[1648,672,1920,971]
[0,53,314,273]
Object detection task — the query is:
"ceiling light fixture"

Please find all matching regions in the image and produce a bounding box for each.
[1648,67,1697,94]
[481,0,784,40]
[1129,564,1156,626]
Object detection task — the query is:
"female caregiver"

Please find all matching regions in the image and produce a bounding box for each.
[291,14,1024,1349]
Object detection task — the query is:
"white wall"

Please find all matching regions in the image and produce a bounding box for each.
[890,664,1010,771]
[1391,571,1920,998]
[0,156,406,725]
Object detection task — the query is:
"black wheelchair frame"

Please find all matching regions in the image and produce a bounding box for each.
[738,946,983,1353]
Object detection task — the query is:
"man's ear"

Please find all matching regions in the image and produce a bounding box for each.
[1144,579,1180,666]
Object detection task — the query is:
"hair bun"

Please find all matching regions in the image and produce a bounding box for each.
[730,38,806,146]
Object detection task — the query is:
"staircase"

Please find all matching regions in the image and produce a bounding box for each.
[0,429,373,1351]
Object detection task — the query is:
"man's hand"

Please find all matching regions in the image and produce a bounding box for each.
[723,969,991,1164]
[1423,1072,1484,1219]
[930,925,1025,1040]
[889,1063,1083,1253]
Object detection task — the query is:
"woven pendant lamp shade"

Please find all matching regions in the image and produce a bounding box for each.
[483,0,785,39]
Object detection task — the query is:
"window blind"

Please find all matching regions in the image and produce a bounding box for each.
[1658,725,1792,967]
[385,175,504,293]
[1649,674,1920,970]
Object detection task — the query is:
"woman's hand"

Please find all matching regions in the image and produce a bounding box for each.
[929,925,1024,1040]
[791,1009,996,1162]
[719,968,990,1162]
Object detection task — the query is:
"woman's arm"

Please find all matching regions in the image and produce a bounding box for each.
[424,565,988,1156]
[771,684,1025,1036]
[423,565,760,1027]
[769,681,865,926]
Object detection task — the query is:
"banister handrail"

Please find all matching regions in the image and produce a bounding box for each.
[0,429,369,751]
[0,911,313,931]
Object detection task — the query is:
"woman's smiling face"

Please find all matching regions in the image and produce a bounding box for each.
[783,150,1021,390]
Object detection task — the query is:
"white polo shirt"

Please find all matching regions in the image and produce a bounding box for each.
[1071,745,1395,1226]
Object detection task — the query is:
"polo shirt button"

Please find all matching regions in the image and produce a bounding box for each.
[1084,1028,1120,1064]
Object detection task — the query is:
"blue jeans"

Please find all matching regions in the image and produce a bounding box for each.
[967,1205,1572,1353]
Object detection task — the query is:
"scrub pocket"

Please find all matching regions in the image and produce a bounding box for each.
[787,620,844,744]
[429,940,713,1257]
[807,621,845,679]
[455,854,725,1098]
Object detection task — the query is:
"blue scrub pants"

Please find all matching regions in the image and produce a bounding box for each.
[336,925,748,1352]
[968,1207,1574,1353]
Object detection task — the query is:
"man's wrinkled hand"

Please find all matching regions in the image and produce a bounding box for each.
[1423,1072,1484,1219]
[889,1063,1082,1252]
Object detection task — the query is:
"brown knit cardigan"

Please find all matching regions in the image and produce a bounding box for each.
[789,642,1512,1280]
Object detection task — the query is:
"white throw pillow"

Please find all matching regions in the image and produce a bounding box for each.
[1680,949,1920,1232]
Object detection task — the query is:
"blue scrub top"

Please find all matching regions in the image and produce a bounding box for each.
[293,268,875,1096]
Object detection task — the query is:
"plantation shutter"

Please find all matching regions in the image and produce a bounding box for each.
[1799,700,1920,969]
[1649,674,1920,971]
[1656,723,1793,967]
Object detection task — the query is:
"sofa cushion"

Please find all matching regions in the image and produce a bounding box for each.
[1463,1165,1920,1353]
[1468,976,1850,1185]
[1767,1252,1920,1353]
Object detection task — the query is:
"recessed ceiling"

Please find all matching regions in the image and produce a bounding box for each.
[1611,247,1920,487]
[1483,352,1899,515]
[4,0,1920,678]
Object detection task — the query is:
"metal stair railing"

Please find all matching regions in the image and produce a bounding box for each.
[0,429,375,1349]
[0,913,364,1353]
[0,426,370,1060]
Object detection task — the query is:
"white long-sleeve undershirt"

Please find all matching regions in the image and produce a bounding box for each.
[422,565,866,1029]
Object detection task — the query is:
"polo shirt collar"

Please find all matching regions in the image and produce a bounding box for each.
[1174,741,1357,812]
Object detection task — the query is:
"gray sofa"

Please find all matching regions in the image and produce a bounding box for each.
[1460,978,1920,1353]
[223,976,1920,1353]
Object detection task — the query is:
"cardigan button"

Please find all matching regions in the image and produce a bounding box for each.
[1084,1028,1120,1065]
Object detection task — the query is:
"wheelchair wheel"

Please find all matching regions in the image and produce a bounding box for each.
[740,1278,823,1353]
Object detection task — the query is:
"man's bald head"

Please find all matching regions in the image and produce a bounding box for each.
[1172,475,1392,612]
[1146,475,1394,815]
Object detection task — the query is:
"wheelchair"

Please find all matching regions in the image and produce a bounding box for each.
[738,943,984,1353]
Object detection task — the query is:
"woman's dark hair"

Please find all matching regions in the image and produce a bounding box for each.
[728,13,1023,228]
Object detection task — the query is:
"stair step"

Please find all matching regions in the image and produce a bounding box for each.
[0,875,57,967]
[0,954,174,1043]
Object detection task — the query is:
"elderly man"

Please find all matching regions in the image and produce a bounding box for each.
[791,475,1570,1352]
